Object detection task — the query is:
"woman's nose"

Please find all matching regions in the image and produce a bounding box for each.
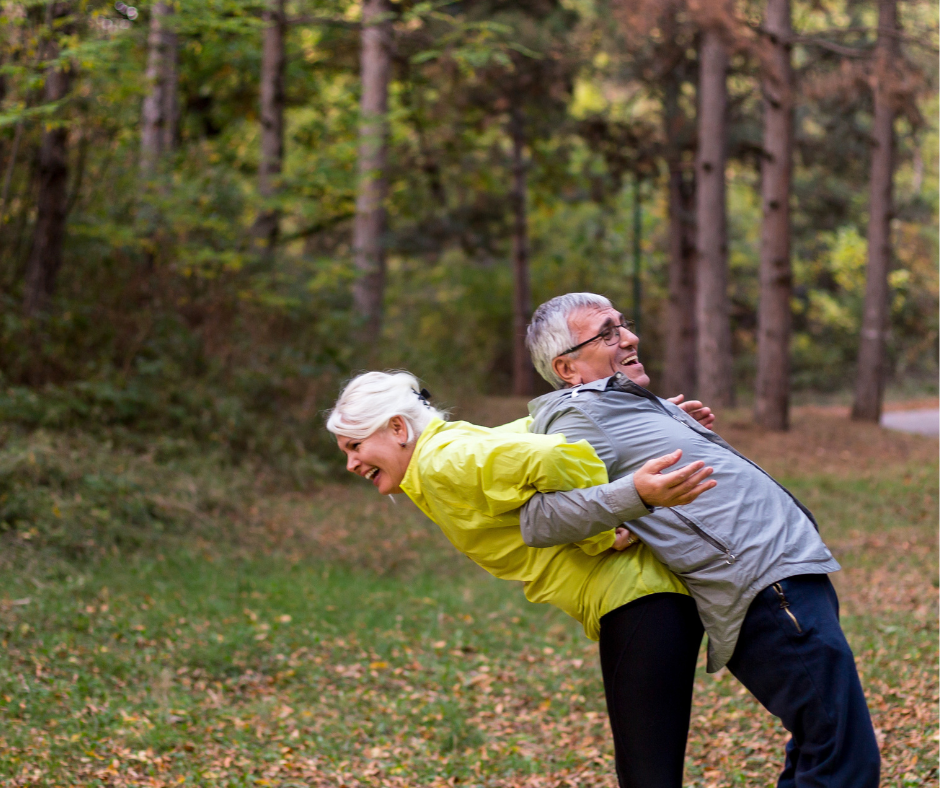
[346,454,359,472]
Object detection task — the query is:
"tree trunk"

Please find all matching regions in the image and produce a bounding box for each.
[252,0,286,250]
[352,0,392,329]
[754,0,794,431]
[662,65,697,398]
[852,0,899,423]
[509,106,534,396]
[631,176,643,333]
[162,19,179,154]
[694,27,734,407]
[23,6,72,317]
[140,2,177,176]
[0,120,23,223]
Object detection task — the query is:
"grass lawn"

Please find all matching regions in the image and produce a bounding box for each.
[0,403,937,787]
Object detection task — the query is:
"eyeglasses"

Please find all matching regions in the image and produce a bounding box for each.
[555,320,636,358]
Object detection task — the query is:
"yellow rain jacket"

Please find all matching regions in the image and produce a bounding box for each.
[400,418,688,640]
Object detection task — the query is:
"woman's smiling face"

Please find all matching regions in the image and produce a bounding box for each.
[337,416,414,495]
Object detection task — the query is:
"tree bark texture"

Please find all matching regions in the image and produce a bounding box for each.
[252,0,286,249]
[162,19,179,154]
[754,0,794,431]
[509,106,534,396]
[140,2,178,176]
[352,0,392,329]
[852,0,899,423]
[662,66,697,399]
[694,28,734,407]
[24,7,72,317]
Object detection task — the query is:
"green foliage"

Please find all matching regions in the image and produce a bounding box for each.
[0,0,937,458]
[0,255,354,479]
[792,220,939,390]
[0,428,259,556]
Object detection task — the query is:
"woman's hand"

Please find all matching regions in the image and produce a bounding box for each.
[613,526,639,551]
[668,394,716,430]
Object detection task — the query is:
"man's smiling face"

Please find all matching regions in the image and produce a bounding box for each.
[551,306,649,388]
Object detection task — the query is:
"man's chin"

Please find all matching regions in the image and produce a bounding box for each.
[622,364,650,388]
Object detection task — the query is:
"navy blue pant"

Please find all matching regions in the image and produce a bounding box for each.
[727,574,880,788]
[599,593,704,788]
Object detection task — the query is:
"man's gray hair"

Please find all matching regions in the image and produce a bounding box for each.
[526,293,613,389]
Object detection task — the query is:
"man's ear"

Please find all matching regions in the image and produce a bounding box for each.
[552,356,581,387]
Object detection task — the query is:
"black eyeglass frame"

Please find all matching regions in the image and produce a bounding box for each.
[555,319,636,359]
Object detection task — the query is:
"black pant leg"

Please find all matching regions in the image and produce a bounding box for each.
[599,592,704,788]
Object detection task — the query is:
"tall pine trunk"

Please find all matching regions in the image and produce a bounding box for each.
[694,28,734,407]
[252,0,286,250]
[852,0,899,422]
[23,4,72,316]
[509,106,533,396]
[140,2,177,176]
[754,0,794,430]
[162,16,178,154]
[662,64,697,398]
[352,0,392,329]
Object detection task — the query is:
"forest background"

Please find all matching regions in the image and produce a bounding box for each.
[0,1,938,786]
[0,0,937,475]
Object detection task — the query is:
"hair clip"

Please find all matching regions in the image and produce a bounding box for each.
[415,388,432,406]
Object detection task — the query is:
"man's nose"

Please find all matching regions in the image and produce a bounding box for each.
[620,327,639,346]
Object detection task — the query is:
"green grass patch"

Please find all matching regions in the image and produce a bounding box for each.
[0,424,936,786]
[1,550,613,786]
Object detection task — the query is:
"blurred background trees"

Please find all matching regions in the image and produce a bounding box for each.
[0,0,936,474]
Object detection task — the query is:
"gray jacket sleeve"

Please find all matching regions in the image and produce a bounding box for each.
[520,472,651,547]
[520,404,650,548]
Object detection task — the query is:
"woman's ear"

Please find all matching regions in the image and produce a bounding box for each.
[552,356,580,387]
[389,415,408,442]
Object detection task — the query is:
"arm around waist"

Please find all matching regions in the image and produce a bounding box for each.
[520,473,650,547]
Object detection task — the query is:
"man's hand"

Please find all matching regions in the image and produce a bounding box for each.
[633,449,716,508]
[668,394,716,430]
[613,526,639,551]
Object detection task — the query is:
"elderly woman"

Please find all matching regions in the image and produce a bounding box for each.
[327,370,713,788]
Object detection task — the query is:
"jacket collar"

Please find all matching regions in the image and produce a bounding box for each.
[605,372,660,402]
[527,372,657,419]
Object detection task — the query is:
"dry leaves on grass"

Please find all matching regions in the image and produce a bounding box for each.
[6,532,932,788]
[239,485,455,577]
[1,402,936,787]
[686,528,938,787]
[717,404,937,479]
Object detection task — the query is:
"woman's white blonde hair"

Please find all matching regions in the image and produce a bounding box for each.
[325,370,446,442]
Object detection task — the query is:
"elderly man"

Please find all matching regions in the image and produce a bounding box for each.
[519,293,879,788]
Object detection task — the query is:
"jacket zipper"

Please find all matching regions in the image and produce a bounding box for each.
[672,510,737,565]
[772,583,802,633]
